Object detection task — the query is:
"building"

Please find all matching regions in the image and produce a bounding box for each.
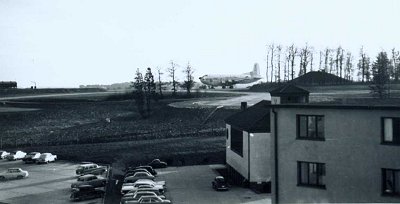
[0,81,17,89]
[224,100,271,192]
[269,83,309,104]
[271,104,400,203]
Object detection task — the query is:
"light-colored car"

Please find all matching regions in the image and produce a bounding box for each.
[125,168,152,179]
[71,174,107,189]
[124,172,155,184]
[76,163,107,176]
[121,179,165,195]
[6,151,27,161]
[125,195,171,204]
[0,151,10,159]
[22,152,41,163]
[0,168,29,180]
[121,191,166,204]
[36,153,57,164]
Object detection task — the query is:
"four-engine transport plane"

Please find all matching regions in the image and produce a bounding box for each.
[199,64,262,89]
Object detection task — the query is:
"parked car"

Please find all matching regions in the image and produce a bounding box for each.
[36,153,57,164]
[148,159,167,169]
[70,185,105,201]
[0,150,10,159]
[71,174,107,188]
[76,163,107,176]
[124,187,165,197]
[125,195,171,204]
[0,168,29,180]
[22,152,41,164]
[6,151,26,161]
[212,176,229,191]
[121,179,165,195]
[127,166,157,176]
[124,172,155,183]
[120,191,166,204]
[125,168,152,178]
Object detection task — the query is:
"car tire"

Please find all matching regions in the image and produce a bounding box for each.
[0,176,5,181]
[17,175,23,179]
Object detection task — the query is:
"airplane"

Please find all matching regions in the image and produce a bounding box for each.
[199,63,262,89]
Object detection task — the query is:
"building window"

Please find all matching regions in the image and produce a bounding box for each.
[382,118,400,145]
[382,168,400,196]
[297,115,324,140]
[297,161,326,188]
[230,127,243,157]
[226,128,229,140]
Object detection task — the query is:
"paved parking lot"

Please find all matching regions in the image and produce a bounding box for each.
[156,164,270,204]
[0,159,104,204]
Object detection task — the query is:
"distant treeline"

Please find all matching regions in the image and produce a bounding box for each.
[265,44,400,83]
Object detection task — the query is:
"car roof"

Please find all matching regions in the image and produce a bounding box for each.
[133,172,149,176]
[8,168,21,171]
[79,174,96,178]
[78,163,98,167]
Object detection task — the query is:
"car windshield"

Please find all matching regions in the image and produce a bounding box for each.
[11,151,17,154]
[39,154,47,158]
[29,152,37,155]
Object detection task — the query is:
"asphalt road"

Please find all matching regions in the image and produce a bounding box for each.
[0,159,104,204]
[169,92,270,109]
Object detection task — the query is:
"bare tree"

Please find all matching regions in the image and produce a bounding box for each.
[335,46,344,78]
[310,51,314,72]
[288,44,297,80]
[339,48,344,79]
[324,48,330,73]
[319,51,323,71]
[156,67,163,97]
[345,52,354,80]
[168,60,178,96]
[358,47,371,82]
[182,62,195,95]
[391,48,400,81]
[299,44,311,76]
[269,44,276,82]
[276,45,282,83]
[266,47,270,82]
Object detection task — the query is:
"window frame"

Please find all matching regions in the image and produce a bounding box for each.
[296,114,325,141]
[230,126,243,157]
[382,168,400,197]
[381,117,400,145]
[297,161,326,189]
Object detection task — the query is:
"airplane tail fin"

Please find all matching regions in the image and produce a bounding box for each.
[251,63,261,77]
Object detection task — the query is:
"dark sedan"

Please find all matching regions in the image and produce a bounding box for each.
[70,185,104,201]
[212,176,229,191]
[148,159,168,169]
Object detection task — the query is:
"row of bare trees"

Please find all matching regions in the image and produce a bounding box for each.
[133,61,195,118]
[266,44,400,83]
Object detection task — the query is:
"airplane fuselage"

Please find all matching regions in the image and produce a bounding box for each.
[199,74,261,87]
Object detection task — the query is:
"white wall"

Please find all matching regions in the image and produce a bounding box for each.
[249,132,271,183]
[226,124,271,183]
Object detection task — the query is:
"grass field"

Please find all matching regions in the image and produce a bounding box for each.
[0,92,238,167]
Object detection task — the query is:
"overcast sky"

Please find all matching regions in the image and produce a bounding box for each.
[1,0,400,88]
